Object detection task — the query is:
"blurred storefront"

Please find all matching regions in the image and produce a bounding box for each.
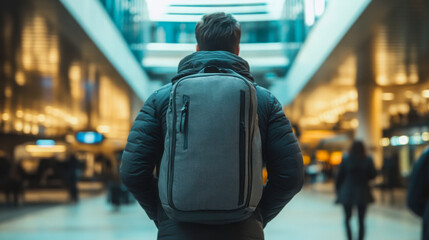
[0,0,149,187]
[284,0,429,187]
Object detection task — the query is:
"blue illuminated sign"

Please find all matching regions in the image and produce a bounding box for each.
[75,131,104,144]
[36,139,56,146]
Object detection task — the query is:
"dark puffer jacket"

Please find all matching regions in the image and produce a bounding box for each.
[120,51,304,240]
[407,148,429,240]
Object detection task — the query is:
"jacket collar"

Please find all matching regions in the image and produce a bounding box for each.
[172,51,255,83]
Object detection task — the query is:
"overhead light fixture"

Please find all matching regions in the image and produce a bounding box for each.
[376,75,388,85]
[422,132,429,141]
[395,73,407,85]
[422,90,429,98]
[382,92,394,101]
[304,0,315,26]
[398,135,409,145]
[314,0,326,16]
[25,145,66,153]
[405,90,413,99]
[380,137,390,147]
[410,134,422,145]
[390,136,399,146]
[97,125,110,133]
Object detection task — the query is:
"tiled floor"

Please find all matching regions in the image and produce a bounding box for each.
[0,186,421,240]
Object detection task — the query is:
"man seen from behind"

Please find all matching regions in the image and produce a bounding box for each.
[120,12,304,240]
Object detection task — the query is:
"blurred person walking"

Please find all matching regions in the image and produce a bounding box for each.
[0,155,24,206]
[120,12,304,240]
[407,147,429,240]
[66,153,79,203]
[335,141,377,240]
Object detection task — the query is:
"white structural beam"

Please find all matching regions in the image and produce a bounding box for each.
[271,0,372,105]
[60,0,153,101]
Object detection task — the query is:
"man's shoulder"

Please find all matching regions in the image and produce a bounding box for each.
[255,85,275,110]
[147,83,172,103]
[142,83,172,118]
[255,85,271,97]
[154,83,172,96]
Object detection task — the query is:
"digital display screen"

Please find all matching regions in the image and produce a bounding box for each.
[75,131,104,144]
[36,139,56,146]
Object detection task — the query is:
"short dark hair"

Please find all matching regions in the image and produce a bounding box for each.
[195,12,241,53]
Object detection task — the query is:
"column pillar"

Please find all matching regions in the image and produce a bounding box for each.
[355,40,383,168]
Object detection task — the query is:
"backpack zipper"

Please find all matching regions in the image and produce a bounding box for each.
[167,79,183,209]
[180,95,190,150]
[238,90,246,205]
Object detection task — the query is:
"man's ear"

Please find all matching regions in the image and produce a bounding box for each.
[234,45,240,55]
[196,45,200,52]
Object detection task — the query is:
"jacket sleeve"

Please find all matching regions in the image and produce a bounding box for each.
[367,157,377,180]
[120,91,163,220]
[407,148,429,217]
[335,157,347,193]
[259,95,304,226]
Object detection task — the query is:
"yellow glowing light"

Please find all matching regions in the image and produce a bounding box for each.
[262,168,267,185]
[409,73,418,83]
[69,64,81,81]
[22,54,33,70]
[382,93,394,101]
[350,119,359,128]
[37,114,46,122]
[405,91,413,99]
[23,123,31,134]
[69,117,78,125]
[381,137,390,147]
[2,113,10,121]
[45,106,53,114]
[97,125,110,133]
[38,63,49,74]
[4,86,12,98]
[422,132,429,141]
[16,110,24,118]
[15,71,26,86]
[44,117,52,127]
[303,155,311,165]
[395,73,407,85]
[316,150,329,162]
[15,121,23,131]
[65,134,75,143]
[25,145,67,153]
[422,90,429,98]
[349,90,358,100]
[49,48,59,63]
[330,151,343,165]
[31,125,39,135]
[398,104,410,114]
[398,135,409,145]
[52,108,60,116]
[24,113,32,122]
[376,75,388,85]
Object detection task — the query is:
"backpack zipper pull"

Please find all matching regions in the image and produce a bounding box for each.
[180,97,189,133]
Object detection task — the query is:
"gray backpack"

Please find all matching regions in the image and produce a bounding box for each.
[158,67,263,224]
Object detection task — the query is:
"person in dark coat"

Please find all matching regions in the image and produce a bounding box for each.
[381,150,400,204]
[407,147,429,240]
[335,140,377,240]
[120,12,304,240]
[66,153,79,203]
